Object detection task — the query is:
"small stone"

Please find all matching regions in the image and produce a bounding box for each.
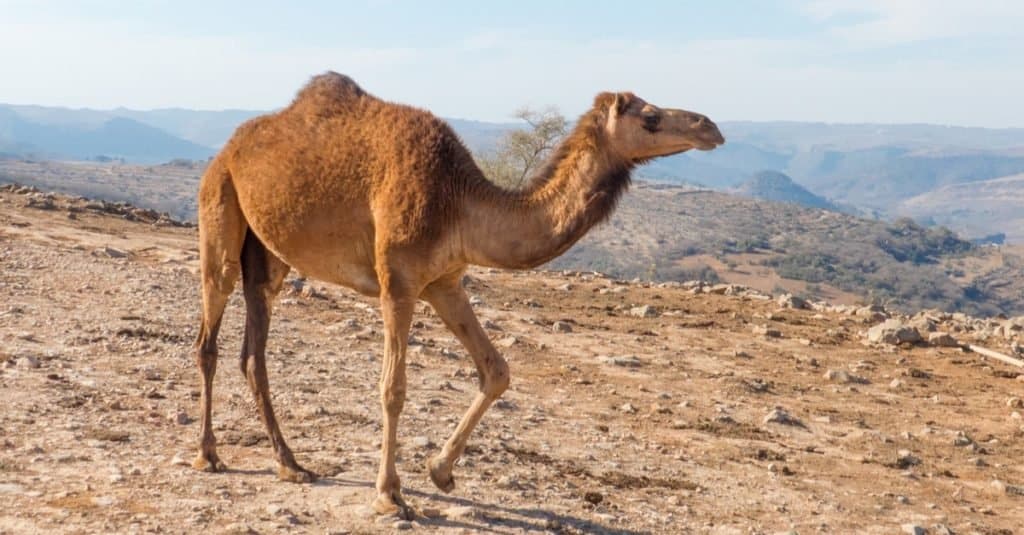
[619,403,638,414]
[598,355,643,368]
[895,450,921,469]
[101,246,128,258]
[889,378,904,390]
[992,479,1024,496]
[552,321,573,333]
[16,355,40,369]
[169,453,190,466]
[495,475,520,489]
[777,294,808,310]
[928,332,959,347]
[763,407,803,427]
[1007,397,1024,409]
[496,336,518,348]
[752,324,782,338]
[629,305,658,318]
[866,319,921,345]
[824,369,868,384]
[583,491,603,505]
[443,506,478,520]
[410,436,434,449]
[901,524,926,535]
[392,521,413,530]
[171,410,191,425]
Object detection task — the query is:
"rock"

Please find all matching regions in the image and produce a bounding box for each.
[482,319,502,331]
[556,283,574,291]
[100,246,128,259]
[619,403,638,414]
[410,436,434,449]
[169,452,190,466]
[171,410,191,425]
[752,325,782,338]
[16,355,41,369]
[629,305,658,318]
[496,336,518,348]
[552,321,573,333]
[495,475,520,489]
[824,369,868,384]
[1007,397,1024,409]
[991,479,1024,496]
[763,407,803,427]
[895,450,921,469]
[901,524,926,535]
[443,506,478,520]
[598,355,643,368]
[392,521,413,530]
[0,483,25,494]
[889,379,904,390]
[777,294,808,310]
[866,319,922,345]
[927,332,959,347]
[583,491,603,505]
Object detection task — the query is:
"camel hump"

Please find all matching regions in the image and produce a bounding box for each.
[289,71,369,111]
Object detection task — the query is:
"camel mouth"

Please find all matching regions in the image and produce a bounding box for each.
[696,137,724,151]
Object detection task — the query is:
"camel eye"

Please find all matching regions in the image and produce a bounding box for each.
[642,113,661,133]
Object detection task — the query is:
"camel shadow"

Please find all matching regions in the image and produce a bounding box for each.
[321,477,651,535]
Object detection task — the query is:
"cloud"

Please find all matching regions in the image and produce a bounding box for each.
[800,0,1024,45]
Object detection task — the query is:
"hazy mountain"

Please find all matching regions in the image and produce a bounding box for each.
[731,170,838,211]
[5,102,1024,242]
[897,173,1024,242]
[113,108,264,148]
[0,107,214,163]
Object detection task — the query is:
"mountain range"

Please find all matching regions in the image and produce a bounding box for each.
[3,102,1024,242]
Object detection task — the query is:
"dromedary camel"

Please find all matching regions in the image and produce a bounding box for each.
[192,72,724,518]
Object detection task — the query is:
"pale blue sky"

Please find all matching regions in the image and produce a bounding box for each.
[2,0,1023,126]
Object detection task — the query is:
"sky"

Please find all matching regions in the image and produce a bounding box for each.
[1,0,1023,127]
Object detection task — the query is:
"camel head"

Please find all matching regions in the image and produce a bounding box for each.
[597,92,725,162]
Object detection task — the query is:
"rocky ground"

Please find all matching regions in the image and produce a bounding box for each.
[1,185,1024,535]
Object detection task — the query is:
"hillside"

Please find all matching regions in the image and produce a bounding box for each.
[2,185,1024,533]
[897,173,1024,243]
[3,160,1022,317]
[730,170,838,211]
[549,183,1024,317]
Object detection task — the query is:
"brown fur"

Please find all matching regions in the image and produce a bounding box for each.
[191,71,723,518]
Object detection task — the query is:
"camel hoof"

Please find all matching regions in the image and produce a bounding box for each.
[192,453,227,473]
[278,464,317,483]
[427,456,455,493]
[372,492,415,521]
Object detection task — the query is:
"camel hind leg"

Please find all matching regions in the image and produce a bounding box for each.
[193,158,247,473]
[239,230,316,483]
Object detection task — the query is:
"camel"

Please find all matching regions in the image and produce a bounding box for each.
[192,71,724,519]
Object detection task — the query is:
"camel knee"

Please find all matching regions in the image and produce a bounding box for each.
[482,355,510,398]
[380,383,407,415]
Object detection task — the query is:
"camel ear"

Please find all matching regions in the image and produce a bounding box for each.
[613,92,635,116]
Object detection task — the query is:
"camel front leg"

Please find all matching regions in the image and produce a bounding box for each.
[422,277,510,493]
[371,287,416,520]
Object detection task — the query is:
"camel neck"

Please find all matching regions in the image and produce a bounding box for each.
[460,129,633,269]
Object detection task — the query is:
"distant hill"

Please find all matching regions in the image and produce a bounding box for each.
[4,102,1024,243]
[896,173,1024,243]
[0,105,215,163]
[730,170,838,211]
[548,184,1022,316]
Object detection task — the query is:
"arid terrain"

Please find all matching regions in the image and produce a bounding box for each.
[2,185,1024,534]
